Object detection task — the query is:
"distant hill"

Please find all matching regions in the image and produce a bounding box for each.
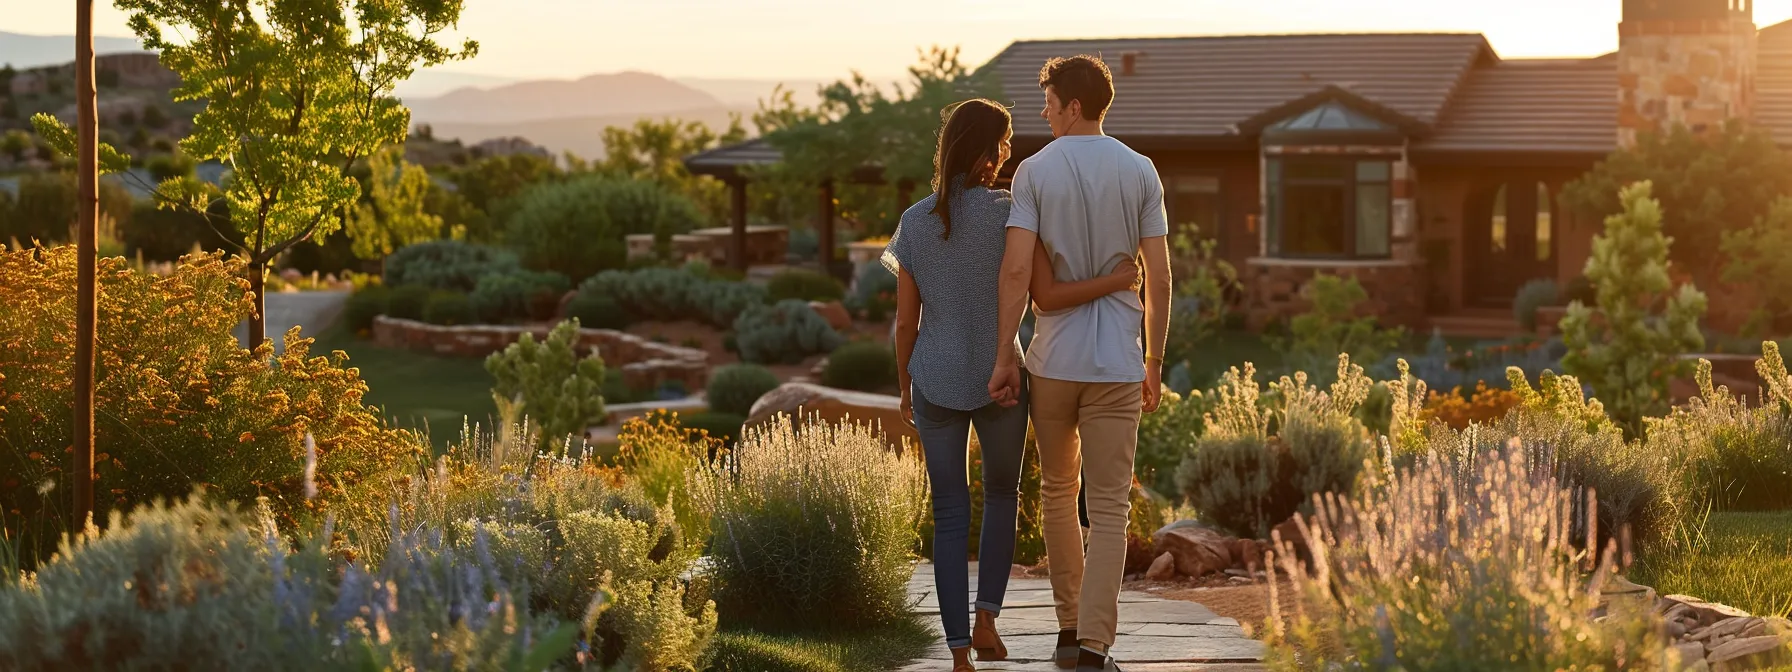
[403,71,724,125]
[423,106,754,160]
[395,69,520,99]
[674,77,825,109]
[0,31,142,69]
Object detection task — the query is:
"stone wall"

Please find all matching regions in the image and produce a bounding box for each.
[371,316,710,392]
[1617,16,1756,147]
[1244,259,1426,331]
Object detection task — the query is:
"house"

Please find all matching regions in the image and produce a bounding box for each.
[688,0,1789,332]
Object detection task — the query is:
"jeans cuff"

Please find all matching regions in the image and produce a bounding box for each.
[946,636,972,649]
[974,600,1003,615]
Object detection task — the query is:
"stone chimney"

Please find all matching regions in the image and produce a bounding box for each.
[1616,0,1757,147]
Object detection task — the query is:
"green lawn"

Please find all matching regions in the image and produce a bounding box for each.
[708,616,936,672]
[310,326,496,448]
[1629,510,1792,617]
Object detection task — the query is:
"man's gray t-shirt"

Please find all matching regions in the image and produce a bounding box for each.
[1007,135,1168,384]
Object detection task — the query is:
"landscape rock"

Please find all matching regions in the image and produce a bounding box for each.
[1706,635,1792,670]
[743,382,918,450]
[1691,617,1761,643]
[1662,595,1753,629]
[1673,642,1707,667]
[810,300,853,331]
[555,289,578,320]
[1145,552,1176,581]
[1152,523,1233,579]
[1271,516,1312,563]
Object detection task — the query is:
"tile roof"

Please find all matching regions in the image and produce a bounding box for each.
[981,33,1494,140]
[1419,56,1619,155]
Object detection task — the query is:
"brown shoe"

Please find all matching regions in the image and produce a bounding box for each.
[951,646,976,672]
[971,608,1008,661]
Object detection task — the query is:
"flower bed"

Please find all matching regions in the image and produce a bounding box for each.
[371,315,710,391]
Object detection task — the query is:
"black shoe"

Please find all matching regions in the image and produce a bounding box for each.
[1054,629,1079,669]
[1075,647,1121,672]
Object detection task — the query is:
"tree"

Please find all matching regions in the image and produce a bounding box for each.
[1560,122,1792,273]
[1560,181,1707,437]
[140,102,169,128]
[107,0,476,350]
[1164,223,1239,375]
[591,117,746,225]
[1,130,31,161]
[346,146,442,258]
[1719,196,1792,334]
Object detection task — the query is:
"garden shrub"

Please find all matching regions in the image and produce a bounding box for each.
[1647,344,1792,512]
[734,299,843,365]
[845,262,897,322]
[344,284,390,332]
[564,291,631,330]
[1397,330,1565,396]
[690,279,767,328]
[124,196,241,262]
[680,412,746,447]
[695,416,927,630]
[1264,449,1669,670]
[1273,274,1405,384]
[820,342,897,392]
[1512,277,1560,331]
[1175,358,1376,538]
[766,268,844,304]
[485,319,608,451]
[615,412,724,545]
[0,247,421,566]
[580,265,765,328]
[381,239,520,292]
[470,269,571,323]
[1561,182,1707,437]
[421,290,475,325]
[707,364,782,417]
[386,283,431,321]
[505,176,705,283]
[1422,381,1523,430]
[1136,387,1208,498]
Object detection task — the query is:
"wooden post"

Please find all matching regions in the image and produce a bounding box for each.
[73,0,98,529]
[729,177,748,272]
[818,180,836,274]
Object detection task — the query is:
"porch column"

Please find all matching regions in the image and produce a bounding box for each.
[818,179,836,273]
[728,176,748,272]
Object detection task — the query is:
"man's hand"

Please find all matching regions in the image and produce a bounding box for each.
[988,362,1022,408]
[1142,362,1163,413]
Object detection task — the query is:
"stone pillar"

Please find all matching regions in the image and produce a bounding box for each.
[1616,5,1756,147]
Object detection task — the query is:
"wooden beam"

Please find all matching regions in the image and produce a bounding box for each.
[74,0,98,530]
[818,180,835,274]
[729,177,748,272]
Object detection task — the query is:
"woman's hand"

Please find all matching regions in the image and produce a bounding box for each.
[900,388,916,428]
[1111,256,1141,292]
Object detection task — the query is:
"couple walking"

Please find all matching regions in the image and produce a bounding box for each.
[884,55,1171,672]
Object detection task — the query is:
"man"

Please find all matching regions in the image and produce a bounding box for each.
[987,55,1171,672]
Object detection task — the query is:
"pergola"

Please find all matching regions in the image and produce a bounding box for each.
[683,138,907,273]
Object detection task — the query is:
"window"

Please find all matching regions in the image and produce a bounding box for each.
[1536,182,1552,262]
[1267,157,1392,259]
[1169,174,1223,248]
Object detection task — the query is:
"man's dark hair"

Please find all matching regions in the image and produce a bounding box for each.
[1038,55,1114,121]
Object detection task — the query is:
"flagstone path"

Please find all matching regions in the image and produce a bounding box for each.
[899,563,1266,671]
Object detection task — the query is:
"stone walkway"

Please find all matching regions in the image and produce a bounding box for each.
[899,563,1266,671]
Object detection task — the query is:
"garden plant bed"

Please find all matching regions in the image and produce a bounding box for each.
[372,315,710,391]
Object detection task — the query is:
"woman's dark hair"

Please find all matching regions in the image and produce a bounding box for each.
[930,98,1011,240]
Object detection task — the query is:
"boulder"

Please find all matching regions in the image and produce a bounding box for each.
[1662,595,1753,629]
[810,300,853,331]
[1706,635,1792,670]
[1145,552,1176,581]
[743,382,918,450]
[1690,617,1761,643]
[1151,522,1232,579]
[1271,516,1313,563]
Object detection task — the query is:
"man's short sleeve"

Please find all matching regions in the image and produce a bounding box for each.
[1005,160,1040,233]
[1140,160,1170,239]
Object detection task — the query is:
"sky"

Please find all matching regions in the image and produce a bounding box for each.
[8,0,1792,81]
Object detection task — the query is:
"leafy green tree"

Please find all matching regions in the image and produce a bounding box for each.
[1719,196,1792,334]
[144,150,194,182]
[1164,223,1238,376]
[0,171,132,247]
[590,117,746,225]
[447,152,560,239]
[346,146,442,259]
[1560,181,1707,437]
[103,0,477,349]
[1560,122,1792,272]
[504,175,704,282]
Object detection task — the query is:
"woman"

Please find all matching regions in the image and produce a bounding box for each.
[884,98,1138,671]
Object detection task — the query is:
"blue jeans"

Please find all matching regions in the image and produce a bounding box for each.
[912,382,1029,649]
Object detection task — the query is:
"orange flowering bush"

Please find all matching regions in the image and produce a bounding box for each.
[1422,381,1523,429]
[0,245,422,564]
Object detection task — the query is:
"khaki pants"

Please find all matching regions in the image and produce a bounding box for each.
[1028,374,1142,647]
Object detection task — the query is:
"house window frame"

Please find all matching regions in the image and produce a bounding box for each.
[1265,155,1394,261]
[1166,171,1226,254]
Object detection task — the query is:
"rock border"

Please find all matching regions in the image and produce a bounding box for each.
[371,316,711,391]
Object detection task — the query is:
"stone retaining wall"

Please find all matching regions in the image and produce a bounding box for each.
[371,316,710,391]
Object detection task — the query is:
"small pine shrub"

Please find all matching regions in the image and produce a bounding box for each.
[381,239,520,292]
[470,270,571,323]
[485,319,607,451]
[1513,278,1560,331]
[695,416,928,630]
[1264,449,1669,670]
[421,290,475,325]
[766,268,844,304]
[345,284,390,332]
[707,364,781,416]
[733,299,843,365]
[564,291,630,330]
[821,342,897,392]
[386,283,431,320]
